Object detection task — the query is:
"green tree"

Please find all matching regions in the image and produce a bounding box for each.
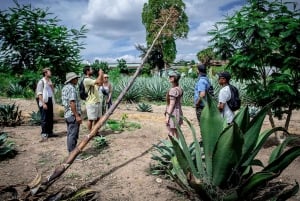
[142,0,189,68]
[196,47,216,66]
[91,60,109,74]
[0,1,87,85]
[116,58,128,74]
[208,0,300,132]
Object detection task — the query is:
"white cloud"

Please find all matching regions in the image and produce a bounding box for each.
[0,0,256,63]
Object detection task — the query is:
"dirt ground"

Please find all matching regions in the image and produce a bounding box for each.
[1,97,300,201]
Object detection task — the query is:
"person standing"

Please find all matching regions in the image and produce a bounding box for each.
[61,72,82,153]
[194,64,211,124]
[35,68,55,142]
[99,73,113,115]
[165,71,183,138]
[83,66,104,132]
[217,72,234,124]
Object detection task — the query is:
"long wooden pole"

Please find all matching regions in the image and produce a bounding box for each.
[32,13,174,195]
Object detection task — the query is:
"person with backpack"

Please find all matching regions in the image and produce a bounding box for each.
[194,64,212,125]
[217,71,235,124]
[61,72,82,153]
[35,68,56,142]
[82,66,104,132]
[165,71,183,138]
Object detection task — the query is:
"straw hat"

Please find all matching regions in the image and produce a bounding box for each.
[64,72,80,84]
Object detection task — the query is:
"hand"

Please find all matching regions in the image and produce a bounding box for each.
[42,103,48,110]
[75,115,82,124]
[98,69,104,75]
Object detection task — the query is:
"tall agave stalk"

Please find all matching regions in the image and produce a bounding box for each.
[27,7,182,197]
[167,95,300,200]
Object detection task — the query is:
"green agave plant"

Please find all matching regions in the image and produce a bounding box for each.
[0,103,23,126]
[164,95,300,201]
[113,77,143,103]
[143,76,169,102]
[136,103,153,112]
[0,132,17,160]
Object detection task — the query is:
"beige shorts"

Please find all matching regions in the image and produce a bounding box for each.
[86,103,101,120]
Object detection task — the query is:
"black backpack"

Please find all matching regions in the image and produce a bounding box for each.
[227,84,241,111]
[79,78,89,100]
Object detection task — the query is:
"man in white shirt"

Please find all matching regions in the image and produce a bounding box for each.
[35,68,55,141]
[217,72,234,124]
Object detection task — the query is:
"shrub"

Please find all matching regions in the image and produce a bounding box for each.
[152,95,300,200]
[93,136,108,150]
[0,103,23,126]
[0,132,17,160]
[136,103,153,112]
[29,111,41,125]
[6,83,24,98]
[143,76,169,102]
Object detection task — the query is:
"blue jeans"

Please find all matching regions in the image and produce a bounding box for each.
[65,115,80,153]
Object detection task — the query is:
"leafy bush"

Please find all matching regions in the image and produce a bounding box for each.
[6,83,24,98]
[0,103,23,126]
[136,103,153,112]
[93,135,108,150]
[0,132,17,160]
[29,111,41,125]
[152,95,300,201]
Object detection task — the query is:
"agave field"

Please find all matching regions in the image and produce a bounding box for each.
[0,74,300,200]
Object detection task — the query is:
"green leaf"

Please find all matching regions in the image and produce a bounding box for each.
[263,146,300,174]
[233,106,249,133]
[242,127,287,167]
[276,181,299,201]
[200,94,224,179]
[269,136,294,164]
[241,103,272,162]
[169,136,190,175]
[239,172,278,198]
[212,122,244,186]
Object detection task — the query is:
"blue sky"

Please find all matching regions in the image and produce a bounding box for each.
[1,0,250,63]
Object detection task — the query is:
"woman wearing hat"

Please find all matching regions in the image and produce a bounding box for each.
[61,72,82,153]
[165,71,183,138]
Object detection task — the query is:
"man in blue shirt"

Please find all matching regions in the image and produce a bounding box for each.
[194,64,211,125]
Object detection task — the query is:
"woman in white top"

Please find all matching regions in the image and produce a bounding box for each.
[99,74,113,114]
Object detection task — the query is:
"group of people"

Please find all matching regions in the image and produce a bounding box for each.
[165,64,234,138]
[35,66,112,154]
[35,64,233,153]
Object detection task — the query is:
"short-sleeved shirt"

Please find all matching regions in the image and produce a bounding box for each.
[84,77,100,104]
[62,83,81,118]
[218,85,234,124]
[194,75,211,106]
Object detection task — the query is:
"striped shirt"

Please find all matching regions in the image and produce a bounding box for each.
[62,83,81,118]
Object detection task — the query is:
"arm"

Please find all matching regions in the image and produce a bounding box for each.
[108,83,112,101]
[165,98,176,124]
[95,69,104,86]
[70,100,82,124]
[36,80,48,109]
[195,91,206,107]
[218,102,225,112]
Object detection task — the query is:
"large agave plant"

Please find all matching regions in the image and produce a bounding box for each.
[113,77,143,103]
[143,76,169,102]
[161,95,300,201]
